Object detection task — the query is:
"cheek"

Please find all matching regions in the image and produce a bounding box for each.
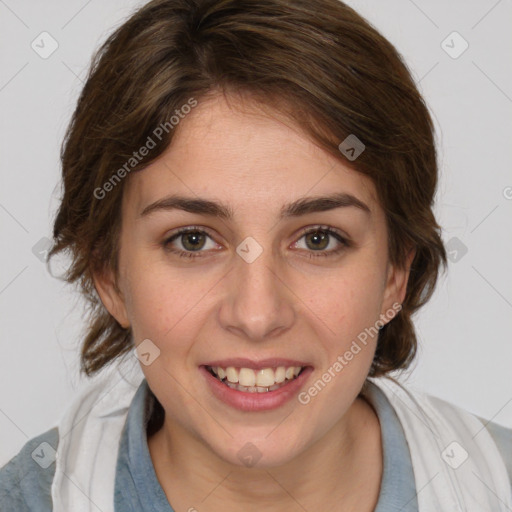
[295,265,385,414]
[127,276,186,336]
[122,255,217,346]
[303,261,385,341]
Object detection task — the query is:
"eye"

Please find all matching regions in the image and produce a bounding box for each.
[162,227,219,259]
[162,224,350,260]
[293,225,350,258]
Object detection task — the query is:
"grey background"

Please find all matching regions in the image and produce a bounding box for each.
[1,0,511,466]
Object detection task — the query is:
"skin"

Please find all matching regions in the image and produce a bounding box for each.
[94,92,414,512]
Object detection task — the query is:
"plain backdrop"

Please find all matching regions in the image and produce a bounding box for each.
[1,0,511,466]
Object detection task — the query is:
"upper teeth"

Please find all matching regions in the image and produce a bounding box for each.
[211,366,302,387]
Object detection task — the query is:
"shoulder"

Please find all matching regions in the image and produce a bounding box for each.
[0,426,59,512]
[412,387,512,482]
[425,392,512,466]
[370,378,512,487]
[421,390,512,488]
[477,417,512,482]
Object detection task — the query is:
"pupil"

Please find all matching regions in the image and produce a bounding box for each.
[183,232,205,251]
[307,231,328,250]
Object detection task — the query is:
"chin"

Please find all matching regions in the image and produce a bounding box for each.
[207,431,310,470]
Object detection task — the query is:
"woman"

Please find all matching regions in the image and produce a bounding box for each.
[1,0,511,510]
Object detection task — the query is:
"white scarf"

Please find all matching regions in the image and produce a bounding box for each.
[370,376,512,511]
[51,362,512,511]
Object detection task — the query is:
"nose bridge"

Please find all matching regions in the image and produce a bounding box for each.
[219,236,294,340]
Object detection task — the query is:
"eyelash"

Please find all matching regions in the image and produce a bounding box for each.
[162,225,350,260]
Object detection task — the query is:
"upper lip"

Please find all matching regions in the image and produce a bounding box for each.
[202,358,312,370]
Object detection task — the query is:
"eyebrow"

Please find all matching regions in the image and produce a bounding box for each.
[139,192,371,220]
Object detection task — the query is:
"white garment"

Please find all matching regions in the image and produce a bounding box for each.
[51,361,512,511]
[369,376,512,511]
[51,359,144,512]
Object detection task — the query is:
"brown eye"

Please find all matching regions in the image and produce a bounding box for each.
[163,227,219,259]
[180,232,207,251]
[304,230,330,251]
[294,226,350,258]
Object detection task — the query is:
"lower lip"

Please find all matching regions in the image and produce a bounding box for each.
[200,365,313,412]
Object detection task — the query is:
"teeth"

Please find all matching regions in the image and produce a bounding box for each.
[209,365,304,392]
[256,368,275,387]
[239,368,256,387]
[226,366,239,383]
[275,366,286,383]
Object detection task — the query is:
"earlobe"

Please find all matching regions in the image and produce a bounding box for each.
[92,267,130,328]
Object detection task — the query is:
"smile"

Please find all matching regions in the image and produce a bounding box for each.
[206,365,304,393]
[200,359,313,411]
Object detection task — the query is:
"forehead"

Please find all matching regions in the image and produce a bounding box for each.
[123,93,379,219]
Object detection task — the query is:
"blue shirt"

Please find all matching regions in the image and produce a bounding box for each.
[1,379,511,511]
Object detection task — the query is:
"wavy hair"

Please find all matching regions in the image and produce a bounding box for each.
[49,0,447,377]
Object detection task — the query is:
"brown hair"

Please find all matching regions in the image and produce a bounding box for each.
[49,0,447,378]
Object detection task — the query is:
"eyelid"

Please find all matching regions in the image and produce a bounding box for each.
[163,225,221,249]
[162,224,350,259]
[165,225,215,238]
[291,224,351,256]
[294,224,349,243]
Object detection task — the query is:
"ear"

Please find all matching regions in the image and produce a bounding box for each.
[92,266,130,329]
[380,246,416,318]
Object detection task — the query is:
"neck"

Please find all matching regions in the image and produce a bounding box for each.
[147,394,382,512]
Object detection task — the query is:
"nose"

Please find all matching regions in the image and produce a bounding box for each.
[217,240,296,342]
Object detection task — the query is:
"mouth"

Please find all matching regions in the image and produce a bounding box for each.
[200,359,313,412]
[205,364,305,393]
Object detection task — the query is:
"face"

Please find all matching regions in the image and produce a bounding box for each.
[94,92,411,469]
